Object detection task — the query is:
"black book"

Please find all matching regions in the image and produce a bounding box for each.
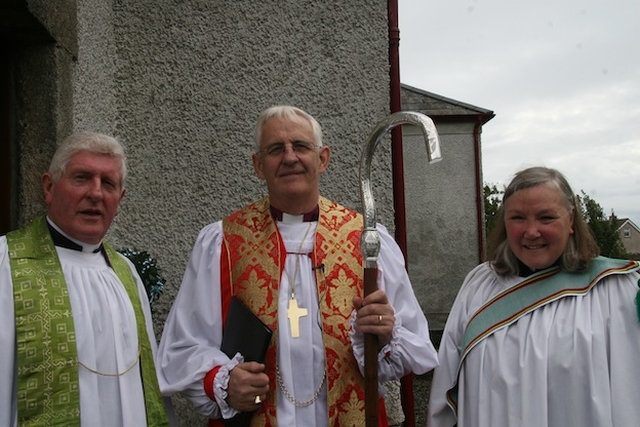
[220,296,273,427]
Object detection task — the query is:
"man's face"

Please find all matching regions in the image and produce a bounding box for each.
[42,151,125,244]
[252,114,330,213]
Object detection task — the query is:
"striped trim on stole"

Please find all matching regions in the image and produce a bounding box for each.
[446,256,640,412]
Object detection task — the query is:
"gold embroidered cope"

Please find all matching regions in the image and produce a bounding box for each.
[222,196,368,426]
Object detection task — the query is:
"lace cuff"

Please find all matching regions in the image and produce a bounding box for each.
[213,352,244,419]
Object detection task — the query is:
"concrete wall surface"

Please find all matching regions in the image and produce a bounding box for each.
[404,121,482,331]
[10,0,397,424]
[6,1,497,424]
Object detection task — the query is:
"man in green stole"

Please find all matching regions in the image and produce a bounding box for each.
[0,132,172,426]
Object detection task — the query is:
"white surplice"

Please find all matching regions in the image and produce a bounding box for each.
[428,261,640,427]
[0,233,161,427]
[157,218,438,425]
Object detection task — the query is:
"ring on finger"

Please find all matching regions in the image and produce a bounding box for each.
[378,314,383,324]
[254,395,262,405]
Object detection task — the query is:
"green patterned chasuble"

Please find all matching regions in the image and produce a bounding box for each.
[7,217,168,426]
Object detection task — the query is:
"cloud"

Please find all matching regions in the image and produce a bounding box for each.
[399,0,640,224]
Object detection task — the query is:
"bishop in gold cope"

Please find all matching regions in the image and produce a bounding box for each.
[156,106,439,426]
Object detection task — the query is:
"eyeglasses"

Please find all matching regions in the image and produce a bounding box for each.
[259,141,319,157]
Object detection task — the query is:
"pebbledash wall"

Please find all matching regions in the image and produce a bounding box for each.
[9,1,392,323]
[5,0,493,425]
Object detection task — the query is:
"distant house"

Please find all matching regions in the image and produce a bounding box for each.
[616,218,640,256]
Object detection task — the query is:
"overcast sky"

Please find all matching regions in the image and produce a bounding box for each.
[399,0,640,227]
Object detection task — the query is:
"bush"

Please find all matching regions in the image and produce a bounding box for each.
[118,248,165,306]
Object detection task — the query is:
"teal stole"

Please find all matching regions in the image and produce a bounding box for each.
[446,256,640,412]
[7,217,168,426]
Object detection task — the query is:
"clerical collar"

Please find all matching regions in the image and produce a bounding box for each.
[46,218,103,253]
[517,259,559,277]
[270,205,319,224]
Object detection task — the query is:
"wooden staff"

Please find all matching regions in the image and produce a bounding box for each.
[359,111,442,427]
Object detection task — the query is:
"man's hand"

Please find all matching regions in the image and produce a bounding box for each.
[353,289,395,349]
[226,361,270,412]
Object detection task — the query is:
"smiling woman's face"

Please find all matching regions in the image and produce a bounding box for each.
[504,183,574,270]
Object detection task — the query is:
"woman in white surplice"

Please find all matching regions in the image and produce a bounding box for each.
[428,166,640,427]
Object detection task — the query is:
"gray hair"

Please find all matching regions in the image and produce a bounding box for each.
[48,131,127,187]
[487,166,599,276]
[254,106,323,151]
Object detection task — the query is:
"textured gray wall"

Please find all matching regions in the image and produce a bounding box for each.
[403,122,482,330]
[74,0,118,134]
[11,1,77,224]
[10,0,478,424]
[69,0,395,315]
[69,0,394,424]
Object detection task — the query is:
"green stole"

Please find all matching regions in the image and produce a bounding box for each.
[7,217,168,426]
[446,256,640,412]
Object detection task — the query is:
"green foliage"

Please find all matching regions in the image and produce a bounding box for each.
[118,248,165,306]
[577,192,628,258]
[483,183,503,237]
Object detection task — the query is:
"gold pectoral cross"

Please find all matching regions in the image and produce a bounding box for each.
[287,297,308,338]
